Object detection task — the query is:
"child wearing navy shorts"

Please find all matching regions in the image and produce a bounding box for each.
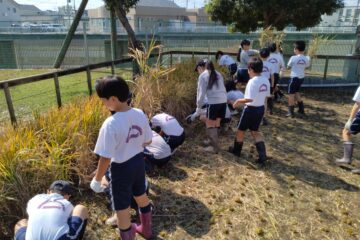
[229,57,271,165]
[268,43,285,101]
[90,76,153,240]
[191,59,227,153]
[237,39,258,84]
[216,50,238,79]
[286,41,310,117]
[336,86,360,174]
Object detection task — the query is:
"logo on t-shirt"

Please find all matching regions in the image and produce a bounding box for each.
[262,66,269,73]
[165,116,174,122]
[126,125,143,143]
[268,58,278,64]
[297,59,306,65]
[259,84,268,93]
[37,198,66,211]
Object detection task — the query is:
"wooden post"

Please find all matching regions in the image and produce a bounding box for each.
[110,8,117,75]
[53,73,62,108]
[323,56,329,81]
[3,83,16,125]
[86,67,92,95]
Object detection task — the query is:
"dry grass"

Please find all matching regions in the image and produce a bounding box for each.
[258,26,286,49]
[62,90,360,240]
[307,34,334,59]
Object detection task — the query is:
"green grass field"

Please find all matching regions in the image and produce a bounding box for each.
[0,68,132,123]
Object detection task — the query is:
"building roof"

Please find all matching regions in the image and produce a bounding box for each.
[18,4,41,12]
[137,0,180,8]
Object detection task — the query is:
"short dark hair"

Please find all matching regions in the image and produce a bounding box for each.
[269,43,277,53]
[225,81,236,92]
[215,51,224,60]
[95,75,129,102]
[240,39,251,48]
[49,180,74,196]
[248,57,263,74]
[294,41,306,52]
[260,48,270,58]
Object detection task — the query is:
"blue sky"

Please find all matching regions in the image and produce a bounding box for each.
[15,0,206,11]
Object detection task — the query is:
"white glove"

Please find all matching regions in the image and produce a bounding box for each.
[90,178,104,193]
[190,112,198,122]
[345,118,354,130]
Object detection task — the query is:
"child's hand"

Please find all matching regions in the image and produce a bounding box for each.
[90,178,104,193]
[345,119,354,130]
[233,100,241,109]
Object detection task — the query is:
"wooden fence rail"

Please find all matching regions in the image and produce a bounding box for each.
[1,51,360,125]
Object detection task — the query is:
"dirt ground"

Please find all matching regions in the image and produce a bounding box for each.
[78,90,360,240]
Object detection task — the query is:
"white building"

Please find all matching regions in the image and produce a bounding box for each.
[320,4,360,27]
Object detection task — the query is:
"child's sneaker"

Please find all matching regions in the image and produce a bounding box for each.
[105,214,117,227]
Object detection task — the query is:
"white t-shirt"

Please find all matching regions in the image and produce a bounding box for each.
[146,131,171,159]
[219,55,236,66]
[26,193,74,240]
[239,49,259,69]
[353,86,360,102]
[94,108,153,164]
[244,75,271,107]
[261,60,275,80]
[268,52,285,74]
[287,54,311,78]
[150,113,184,136]
[227,90,244,102]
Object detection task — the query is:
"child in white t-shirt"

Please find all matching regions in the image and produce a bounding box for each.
[14,181,88,240]
[229,57,271,165]
[286,41,310,117]
[150,113,185,152]
[260,47,276,125]
[336,86,360,174]
[268,42,285,101]
[144,131,172,171]
[216,50,238,80]
[90,76,153,240]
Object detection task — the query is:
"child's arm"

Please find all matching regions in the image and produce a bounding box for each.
[94,157,111,182]
[233,98,253,108]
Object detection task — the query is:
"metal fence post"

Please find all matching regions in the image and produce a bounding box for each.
[53,73,62,108]
[170,53,173,67]
[323,56,329,81]
[86,67,93,96]
[3,83,17,125]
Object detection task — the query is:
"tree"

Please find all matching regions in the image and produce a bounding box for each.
[206,0,344,33]
[104,0,142,50]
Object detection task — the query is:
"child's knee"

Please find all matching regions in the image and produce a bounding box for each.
[73,205,89,219]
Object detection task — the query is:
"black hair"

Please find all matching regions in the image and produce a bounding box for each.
[237,39,251,62]
[95,75,129,102]
[49,180,74,196]
[260,48,270,58]
[269,43,277,53]
[247,57,263,74]
[206,61,218,89]
[215,50,224,61]
[240,39,251,48]
[294,41,306,52]
[225,81,236,92]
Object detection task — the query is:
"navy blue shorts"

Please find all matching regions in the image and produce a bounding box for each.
[15,217,86,240]
[288,77,304,94]
[237,106,265,131]
[207,103,227,120]
[237,69,250,83]
[350,111,360,135]
[228,63,238,76]
[144,149,171,167]
[274,73,280,86]
[164,131,185,151]
[109,152,146,211]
